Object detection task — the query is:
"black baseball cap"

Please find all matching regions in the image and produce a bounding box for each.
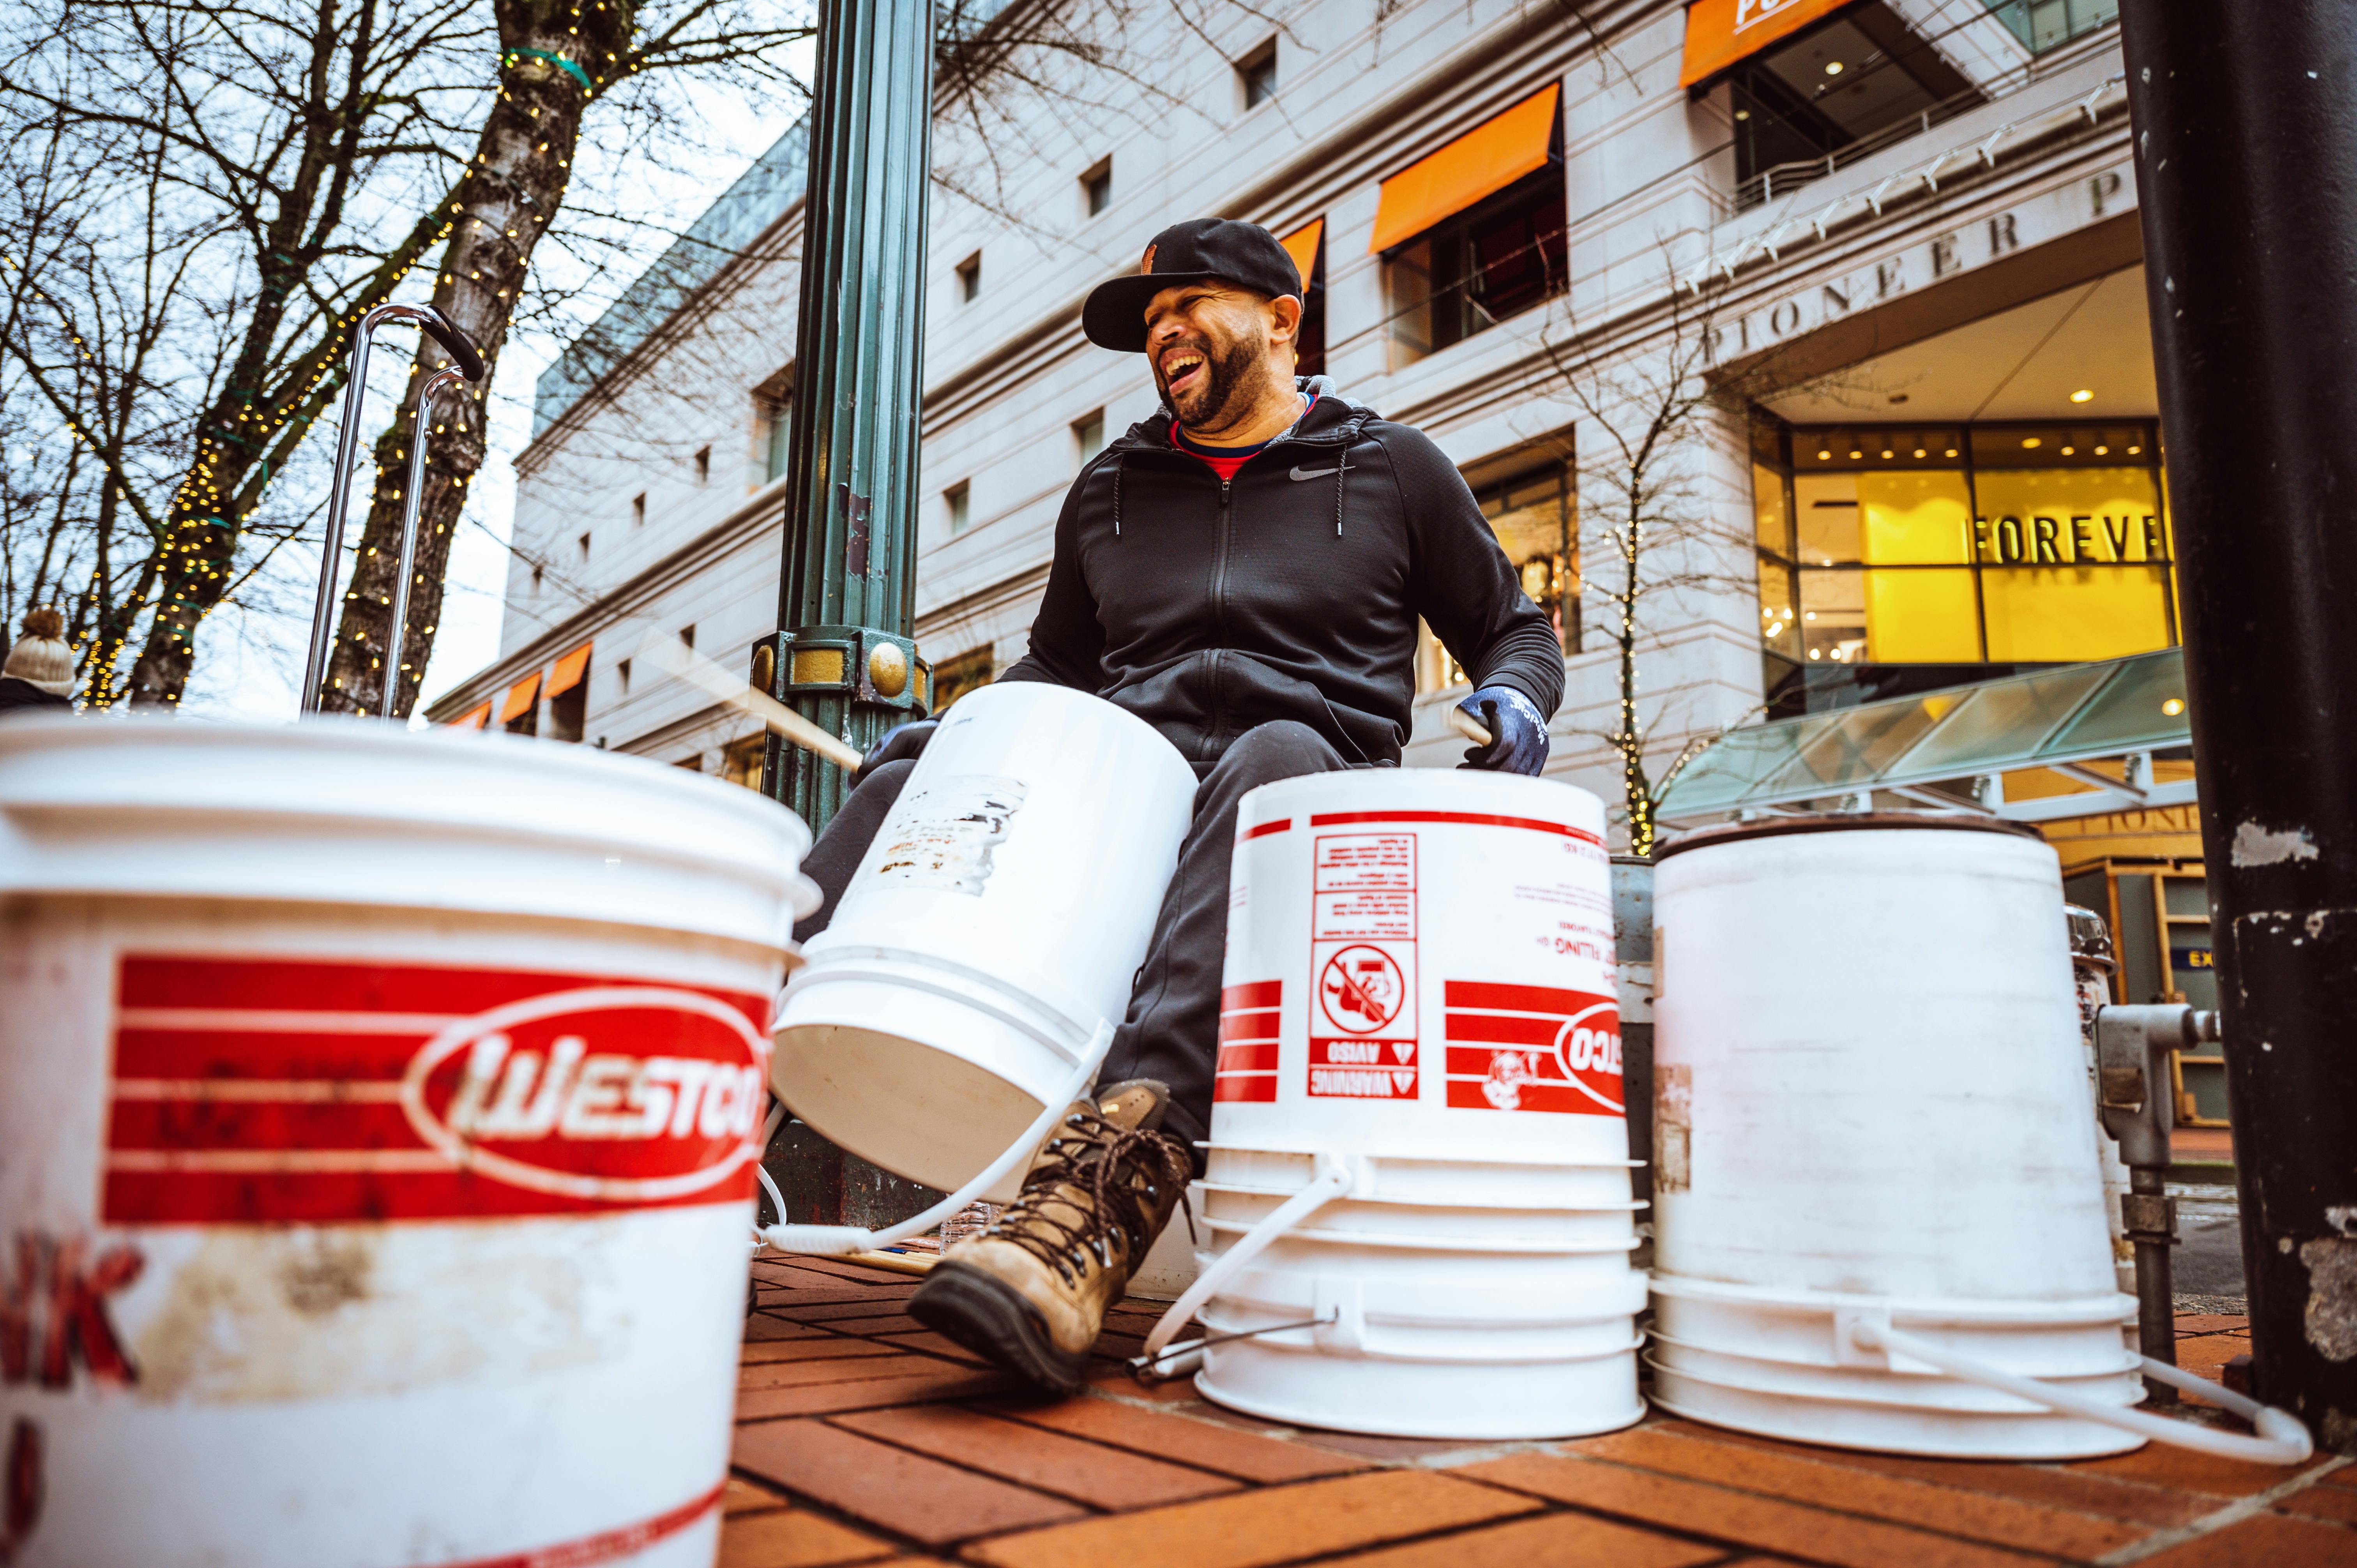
[1082,218,1304,353]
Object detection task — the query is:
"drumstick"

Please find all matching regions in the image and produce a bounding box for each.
[635,631,866,773]
[1447,705,1494,747]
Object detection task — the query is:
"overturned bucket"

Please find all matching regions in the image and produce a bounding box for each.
[1145,769,1645,1440]
[0,715,816,1565]
[770,682,1196,1200]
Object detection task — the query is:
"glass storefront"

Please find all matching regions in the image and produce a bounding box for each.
[1756,418,2173,711]
[1421,457,1578,692]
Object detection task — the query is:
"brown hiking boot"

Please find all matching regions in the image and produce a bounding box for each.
[908,1079,1192,1395]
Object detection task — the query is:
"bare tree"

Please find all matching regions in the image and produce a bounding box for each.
[1541,267,1824,855]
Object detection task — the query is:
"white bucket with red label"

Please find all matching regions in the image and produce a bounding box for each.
[1141,769,1645,1439]
[0,715,816,1567]
[771,682,1196,1200]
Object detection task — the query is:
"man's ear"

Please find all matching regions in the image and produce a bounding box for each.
[1268,293,1304,349]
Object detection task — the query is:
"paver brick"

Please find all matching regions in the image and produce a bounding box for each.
[813,1312,930,1335]
[742,1353,962,1392]
[737,1365,1019,1420]
[983,1394,1368,1481]
[960,1468,1537,1568]
[871,1330,990,1365]
[1318,1508,1728,1567]
[1648,1419,2212,1527]
[1565,1426,2147,1558]
[726,1476,793,1514]
[2069,1438,2297,1497]
[717,1504,898,1567]
[833,1405,1240,1508]
[748,1315,838,1342]
[2281,1485,2357,1526]
[734,1418,1083,1546]
[743,1337,908,1367]
[1461,1453,2053,1568]
[2170,1316,2250,1336]
[766,1297,929,1322]
[1084,1365,1206,1404]
[2133,1510,2357,1567]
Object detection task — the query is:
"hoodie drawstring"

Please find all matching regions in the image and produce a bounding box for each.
[1334,456,1347,537]
[1112,452,1125,537]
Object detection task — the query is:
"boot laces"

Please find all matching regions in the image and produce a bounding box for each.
[983,1109,1190,1286]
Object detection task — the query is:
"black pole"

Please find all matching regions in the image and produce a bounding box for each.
[2121,3,2357,1448]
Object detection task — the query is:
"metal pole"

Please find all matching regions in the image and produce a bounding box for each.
[763,0,936,831]
[2121,2,2357,1447]
[384,368,465,719]
[756,0,938,1229]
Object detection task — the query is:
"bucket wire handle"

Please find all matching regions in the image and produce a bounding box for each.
[303,302,484,717]
[381,365,467,718]
[1140,1153,1355,1366]
[754,1020,1116,1257]
[1841,1313,2313,1466]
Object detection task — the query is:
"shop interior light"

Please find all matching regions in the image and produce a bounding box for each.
[1849,449,1863,459]
[1945,448,1958,457]
[2095,445,2109,455]
[1818,449,1832,460]
[1825,60,1844,75]
[2061,446,2075,455]
[1881,449,1894,458]
[1810,648,1822,659]
[1914,448,1926,457]
[2129,445,2143,454]
[2022,437,2042,449]
[2163,698,2186,716]
[1734,108,1750,120]
[2070,389,2095,403]
[1804,611,1817,621]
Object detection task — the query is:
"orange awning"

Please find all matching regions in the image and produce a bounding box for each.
[449,701,492,731]
[498,671,542,723]
[545,640,593,699]
[1369,85,1560,254]
[1679,0,1855,89]
[1279,219,1323,292]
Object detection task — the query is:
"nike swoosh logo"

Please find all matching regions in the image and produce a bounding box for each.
[1290,465,1346,481]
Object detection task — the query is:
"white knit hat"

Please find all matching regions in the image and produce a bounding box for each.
[4,608,76,697]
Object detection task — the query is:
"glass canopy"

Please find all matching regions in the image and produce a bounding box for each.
[1657,647,2192,824]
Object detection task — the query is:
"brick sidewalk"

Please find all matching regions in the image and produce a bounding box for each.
[721,1255,2355,1567]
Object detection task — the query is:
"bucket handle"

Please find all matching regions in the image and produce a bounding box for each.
[754,1019,1116,1257]
[1141,1153,1356,1366]
[1839,1310,2313,1466]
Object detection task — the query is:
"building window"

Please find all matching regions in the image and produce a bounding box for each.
[1385,167,1565,367]
[1982,0,2118,55]
[577,531,591,562]
[930,646,995,712]
[721,733,767,790]
[1416,452,1578,694]
[945,480,972,535]
[631,493,646,528]
[762,395,793,486]
[694,445,711,484]
[1081,159,1112,219]
[1282,220,1326,380]
[679,624,696,652]
[617,657,632,694]
[546,677,586,743]
[1727,2,1977,210]
[529,563,543,597]
[1073,411,1106,464]
[956,252,981,302]
[1238,40,1277,110]
[1756,418,2173,714]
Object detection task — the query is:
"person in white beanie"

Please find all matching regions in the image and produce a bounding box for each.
[0,607,77,715]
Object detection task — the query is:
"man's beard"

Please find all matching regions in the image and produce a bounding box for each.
[1164,333,1273,434]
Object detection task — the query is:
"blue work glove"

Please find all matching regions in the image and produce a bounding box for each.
[1454,686,1550,776]
[851,719,936,788]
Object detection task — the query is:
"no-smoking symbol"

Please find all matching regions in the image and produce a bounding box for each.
[1319,945,1406,1034]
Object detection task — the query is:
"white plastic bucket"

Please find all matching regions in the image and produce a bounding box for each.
[0,715,817,1566]
[1148,769,1646,1439]
[1648,816,2146,1459]
[770,682,1196,1199]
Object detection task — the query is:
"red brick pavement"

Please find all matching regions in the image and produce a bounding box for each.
[720,1255,2355,1566]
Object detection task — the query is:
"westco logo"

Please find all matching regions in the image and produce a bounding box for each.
[399,987,769,1202]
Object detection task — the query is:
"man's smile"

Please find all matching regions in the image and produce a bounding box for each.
[1159,346,1207,397]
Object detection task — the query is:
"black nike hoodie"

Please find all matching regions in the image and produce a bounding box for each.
[998,376,1565,766]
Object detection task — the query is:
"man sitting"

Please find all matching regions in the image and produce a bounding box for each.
[793,218,1564,1393]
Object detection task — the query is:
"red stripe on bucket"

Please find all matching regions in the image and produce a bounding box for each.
[1241,818,1291,840]
[1216,1042,1280,1074]
[1440,1012,1561,1047]
[1220,980,1282,1011]
[434,1479,723,1568]
[1217,1010,1281,1043]
[1443,980,1602,1015]
[1306,810,1604,846]
[102,955,773,1226]
[1443,1078,1621,1116]
[1213,1074,1277,1102]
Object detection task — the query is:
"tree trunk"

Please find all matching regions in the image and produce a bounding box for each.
[317,10,627,717]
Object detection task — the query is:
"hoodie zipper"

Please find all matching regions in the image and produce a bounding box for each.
[1209,475,1233,753]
